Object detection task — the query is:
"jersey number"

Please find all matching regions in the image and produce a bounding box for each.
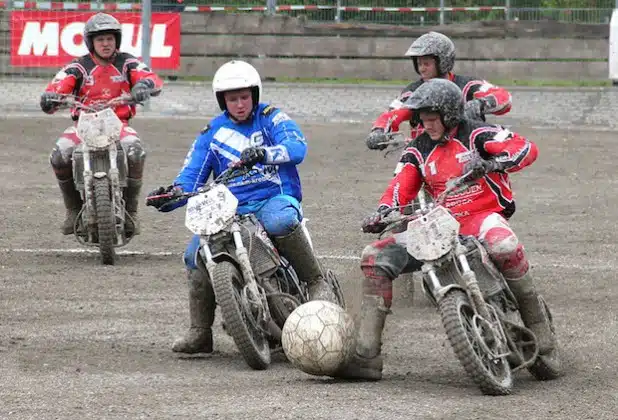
[427,161,437,175]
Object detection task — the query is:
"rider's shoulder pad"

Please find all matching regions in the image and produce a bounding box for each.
[200,123,211,134]
[261,105,278,116]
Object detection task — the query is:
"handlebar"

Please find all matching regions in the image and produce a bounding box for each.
[146,164,254,204]
[375,132,410,157]
[435,169,475,204]
[50,93,142,113]
[370,169,477,236]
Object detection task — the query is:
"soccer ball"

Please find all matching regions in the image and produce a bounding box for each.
[281,300,355,377]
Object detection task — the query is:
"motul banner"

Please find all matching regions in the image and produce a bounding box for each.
[11,11,181,70]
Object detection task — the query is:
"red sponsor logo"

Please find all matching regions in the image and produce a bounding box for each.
[11,11,181,69]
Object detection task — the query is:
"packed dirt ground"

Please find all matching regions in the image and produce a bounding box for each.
[1,116,617,419]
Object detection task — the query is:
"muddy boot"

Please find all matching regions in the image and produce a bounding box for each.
[172,269,216,354]
[57,178,83,235]
[507,272,556,355]
[124,177,142,236]
[273,224,338,304]
[333,295,389,380]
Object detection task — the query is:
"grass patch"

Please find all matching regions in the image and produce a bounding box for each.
[167,75,613,87]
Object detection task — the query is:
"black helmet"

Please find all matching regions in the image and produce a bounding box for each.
[404,31,456,76]
[84,13,122,53]
[403,78,463,129]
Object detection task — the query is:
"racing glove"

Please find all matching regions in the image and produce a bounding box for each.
[464,158,505,180]
[146,185,184,212]
[131,81,153,103]
[40,92,63,113]
[361,205,391,233]
[463,99,485,121]
[365,128,388,150]
[239,147,266,167]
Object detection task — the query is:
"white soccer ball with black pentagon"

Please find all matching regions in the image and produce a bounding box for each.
[281,300,355,376]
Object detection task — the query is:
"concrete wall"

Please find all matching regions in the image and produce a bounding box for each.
[172,13,608,81]
[2,12,609,80]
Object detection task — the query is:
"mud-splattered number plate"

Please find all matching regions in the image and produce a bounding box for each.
[77,108,123,149]
[406,206,460,261]
[185,184,239,235]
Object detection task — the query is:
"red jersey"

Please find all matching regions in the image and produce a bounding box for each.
[372,73,512,140]
[44,52,163,122]
[380,120,538,220]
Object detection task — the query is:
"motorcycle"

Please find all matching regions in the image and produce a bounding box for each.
[147,164,345,370]
[51,94,142,265]
[372,170,561,395]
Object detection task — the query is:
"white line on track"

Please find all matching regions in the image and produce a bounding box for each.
[0,247,361,260]
[1,247,615,270]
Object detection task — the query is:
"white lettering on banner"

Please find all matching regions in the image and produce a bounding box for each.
[17,21,173,58]
[151,24,173,58]
[61,22,88,56]
[120,24,172,58]
[18,21,59,56]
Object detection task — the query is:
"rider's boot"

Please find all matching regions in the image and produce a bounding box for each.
[172,269,216,354]
[272,224,338,304]
[124,177,142,236]
[333,294,389,380]
[57,178,83,235]
[506,271,556,354]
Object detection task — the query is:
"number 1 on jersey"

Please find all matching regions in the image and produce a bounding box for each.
[428,161,437,175]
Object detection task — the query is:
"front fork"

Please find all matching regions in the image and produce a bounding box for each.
[81,145,124,244]
[199,223,271,325]
[423,244,490,318]
[424,244,510,359]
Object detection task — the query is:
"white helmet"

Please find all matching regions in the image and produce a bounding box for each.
[212,60,262,111]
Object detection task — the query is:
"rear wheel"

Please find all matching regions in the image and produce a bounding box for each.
[526,297,562,380]
[319,260,346,308]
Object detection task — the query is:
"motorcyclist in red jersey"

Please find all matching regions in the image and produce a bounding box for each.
[335,78,558,381]
[366,31,512,151]
[40,13,163,236]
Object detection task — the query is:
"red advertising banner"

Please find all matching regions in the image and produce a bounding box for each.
[10,11,181,70]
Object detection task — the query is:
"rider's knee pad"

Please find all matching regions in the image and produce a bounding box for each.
[123,141,146,179]
[261,205,300,237]
[49,143,74,179]
[482,226,529,278]
[360,237,410,281]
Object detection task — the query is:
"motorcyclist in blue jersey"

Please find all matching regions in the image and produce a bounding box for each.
[146,60,339,354]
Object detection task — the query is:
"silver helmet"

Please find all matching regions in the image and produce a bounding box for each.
[404,31,456,76]
[403,78,464,129]
[83,13,122,53]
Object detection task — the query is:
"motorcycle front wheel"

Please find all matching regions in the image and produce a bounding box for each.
[439,289,513,396]
[212,261,271,370]
[93,177,115,265]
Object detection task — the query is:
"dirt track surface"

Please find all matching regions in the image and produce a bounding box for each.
[1,116,617,419]
[5,78,618,129]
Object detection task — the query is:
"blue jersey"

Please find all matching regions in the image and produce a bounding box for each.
[174,103,306,205]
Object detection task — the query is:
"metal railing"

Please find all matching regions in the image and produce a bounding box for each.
[2,1,616,24]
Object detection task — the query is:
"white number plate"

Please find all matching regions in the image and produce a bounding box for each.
[77,108,123,149]
[185,183,238,235]
[406,206,460,261]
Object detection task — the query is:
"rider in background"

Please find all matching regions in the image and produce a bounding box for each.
[40,12,163,237]
[146,60,339,354]
[336,79,557,381]
[365,31,512,152]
